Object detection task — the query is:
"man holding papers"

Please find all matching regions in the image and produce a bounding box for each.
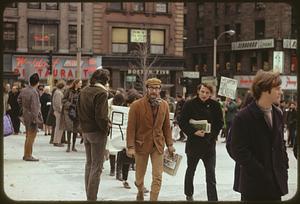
[179,83,223,201]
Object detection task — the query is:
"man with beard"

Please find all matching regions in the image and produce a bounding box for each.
[126,78,175,201]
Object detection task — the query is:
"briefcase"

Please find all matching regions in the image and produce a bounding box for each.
[163,150,182,176]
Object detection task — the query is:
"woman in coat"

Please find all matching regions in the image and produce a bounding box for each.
[40,86,52,135]
[61,79,82,152]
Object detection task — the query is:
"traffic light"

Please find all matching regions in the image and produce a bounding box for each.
[47,50,53,74]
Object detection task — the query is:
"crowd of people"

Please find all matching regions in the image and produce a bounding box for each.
[2,68,298,201]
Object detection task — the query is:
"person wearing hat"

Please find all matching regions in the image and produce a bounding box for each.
[126,77,175,201]
[18,73,43,161]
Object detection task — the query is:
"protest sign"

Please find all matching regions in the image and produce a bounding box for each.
[218,76,238,99]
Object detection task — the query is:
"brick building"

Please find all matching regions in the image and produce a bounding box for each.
[3,2,185,96]
[184,2,297,100]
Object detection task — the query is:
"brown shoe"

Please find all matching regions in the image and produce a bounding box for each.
[23,156,39,162]
[123,181,131,189]
[136,191,144,201]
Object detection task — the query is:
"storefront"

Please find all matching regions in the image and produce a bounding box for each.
[9,54,102,84]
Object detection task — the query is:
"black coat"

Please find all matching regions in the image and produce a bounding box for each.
[179,97,224,156]
[230,101,289,198]
[40,93,51,123]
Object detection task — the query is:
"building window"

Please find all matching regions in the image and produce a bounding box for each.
[150,30,164,54]
[109,2,123,11]
[197,3,204,19]
[214,3,218,17]
[250,53,258,72]
[235,3,241,14]
[224,3,230,15]
[224,52,231,70]
[255,2,266,10]
[197,27,204,44]
[112,28,128,53]
[46,2,58,10]
[155,2,168,13]
[28,3,41,9]
[224,24,231,42]
[28,24,58,51]
[262,51,269,70]
[133,2,145,12]
[255,20,265,39]
[234,23,241,41]
[291,7,297,38]
[235,53,242,72]
[69,25,83,52]
[6,3,17,8]
[69,3,83,11]
[3,22,17,51]
[214,26,219,39]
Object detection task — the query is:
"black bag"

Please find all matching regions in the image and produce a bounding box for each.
[118,149,135,164]
[68,104,77,121]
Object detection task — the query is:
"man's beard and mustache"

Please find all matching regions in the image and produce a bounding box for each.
[148,93,162,107]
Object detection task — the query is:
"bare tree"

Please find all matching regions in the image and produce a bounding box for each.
[129,42,159,94]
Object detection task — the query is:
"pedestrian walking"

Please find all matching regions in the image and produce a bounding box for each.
[178,83,224,201]
[17,73,43,161]
[230,70,289,201]
[40,86,52,135]
[61,79,82,152]
[287,101,297,147]
[77,69,110,201]
[52,80,66,147]
[126,78,175,201]
[7,85,21,134]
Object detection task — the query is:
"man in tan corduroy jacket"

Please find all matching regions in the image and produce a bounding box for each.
[126,78,175,201]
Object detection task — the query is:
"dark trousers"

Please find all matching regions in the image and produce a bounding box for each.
[83,132,107,201]
[184,146,217,201]
[241,194,281,201]
[10,114,20,133]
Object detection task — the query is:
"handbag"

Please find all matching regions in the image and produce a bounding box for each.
[68,104,77,121]
[3,114,14,136]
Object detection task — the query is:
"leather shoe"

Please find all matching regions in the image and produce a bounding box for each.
[186,195,194,201]
[23,156,39,162]
[53,143,64,147]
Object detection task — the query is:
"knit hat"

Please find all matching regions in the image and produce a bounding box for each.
[145,78,161,87]
[29,73,40,86]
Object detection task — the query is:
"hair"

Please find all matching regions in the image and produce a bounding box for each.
[241,91,254,109]
[112,93,126,106]
[56,80,66,89]
[70,79,81,90]
[197,83,213,94]
[44,86,51,94]
[251,70,282,100]
[90,69,110,85]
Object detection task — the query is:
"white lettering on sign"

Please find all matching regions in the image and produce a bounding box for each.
[183,71,200,78]
[283,39,297,49]
[232,39,274,50]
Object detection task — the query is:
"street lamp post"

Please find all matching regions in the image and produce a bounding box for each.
[213,30,235,78]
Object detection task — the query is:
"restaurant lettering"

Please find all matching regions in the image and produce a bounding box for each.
[12,55,102,80]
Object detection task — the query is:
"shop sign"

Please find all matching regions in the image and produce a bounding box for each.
[281,76,297,90]
[283,39,297,49]
[232,39,274,50]
[218,76,238,99]
[131,29,147,43]
[273,51,284,73]
[127,69,169,75]
[12,55,102,80]
[234,75,255,88]
[201,76,217,86]
[234,75,297,90]
[183,71,200,78]
[126,75,136,82]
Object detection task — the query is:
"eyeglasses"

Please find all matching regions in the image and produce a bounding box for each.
[148,86,161,91]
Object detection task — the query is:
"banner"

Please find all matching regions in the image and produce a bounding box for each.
[218,76,238,99]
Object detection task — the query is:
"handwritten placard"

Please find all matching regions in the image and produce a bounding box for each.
[218,76,238,99]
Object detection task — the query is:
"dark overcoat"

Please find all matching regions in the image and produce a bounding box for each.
[230,101,289,198]
[178,97,224,156]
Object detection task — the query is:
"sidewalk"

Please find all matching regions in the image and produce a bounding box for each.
[3,131,298,201]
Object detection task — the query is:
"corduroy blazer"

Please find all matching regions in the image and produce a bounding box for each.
[126,96,173,154]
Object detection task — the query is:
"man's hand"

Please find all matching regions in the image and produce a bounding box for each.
[194,130,205,137]
[126,148,135,158]
[167,145,176,157]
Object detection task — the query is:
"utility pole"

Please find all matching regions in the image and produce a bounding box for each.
[76,2,82,79]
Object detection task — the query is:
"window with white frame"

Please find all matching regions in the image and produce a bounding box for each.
[28,2,41,9]
[46,2,59,10]
[150,30,164,54]
[133,2,145,12]
[155,2,167,13]
[28,23,58,51]
[112,28,128,53]
[109,2,123,10]
[3,22,17,51]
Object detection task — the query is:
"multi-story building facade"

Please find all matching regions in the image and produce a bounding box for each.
[3,2,185,96]
[185,2,297,100]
